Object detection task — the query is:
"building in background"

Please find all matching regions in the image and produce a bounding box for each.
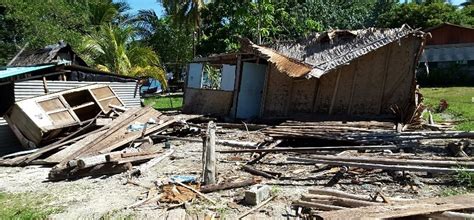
[419,23,474,85]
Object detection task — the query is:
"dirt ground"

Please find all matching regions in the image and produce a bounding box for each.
[0,128,466,219]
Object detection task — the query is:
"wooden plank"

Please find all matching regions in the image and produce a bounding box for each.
[202,121,217,185]
[231,54,243,119]
[43,130,106,164]
[288,157,474,174]
[57,107,150,163]
[49,162,132,181]
[97,116,177,154]
[297,154,474,168]
[22,113,103,165]
[217,145,398,153]
[317,194,474,219]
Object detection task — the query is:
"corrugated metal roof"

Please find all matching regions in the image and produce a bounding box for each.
[0,65,55,79]
[420,43,474,62]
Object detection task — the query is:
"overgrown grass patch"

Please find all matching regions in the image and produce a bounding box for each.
[0,192,60,219]
[143,95,183,110]
[420,87,474,131]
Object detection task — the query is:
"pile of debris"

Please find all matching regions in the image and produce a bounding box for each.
[293,188,474,219]
[0,85,198,181]
[0,85,473,218]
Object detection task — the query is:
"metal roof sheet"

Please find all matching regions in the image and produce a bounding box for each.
[0,65,55,79]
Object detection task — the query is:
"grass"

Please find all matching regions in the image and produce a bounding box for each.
[420,87,474,131]
[0,192,60,219]
[143,94,183,110]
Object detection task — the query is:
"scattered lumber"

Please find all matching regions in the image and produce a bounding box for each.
[217,145,398,154]
[290,154,474,168]
[288,157,474,173]
[317,193,474,219]
[200,177,261,193]
[294,188,474,219]
[151,134,260,148]
[49,162,132,181]
[263,121,474,145]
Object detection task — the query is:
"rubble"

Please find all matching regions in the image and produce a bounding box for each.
[0,86,473,219]
[292,188,474,219]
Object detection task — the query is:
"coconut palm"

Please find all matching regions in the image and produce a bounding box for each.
[80,24,167,88]
[159,0,206,28]
[87,0,131,26]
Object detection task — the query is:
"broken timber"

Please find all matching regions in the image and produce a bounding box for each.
[316,193,474,219]
[217,145,398,153]
[288,157,474,173]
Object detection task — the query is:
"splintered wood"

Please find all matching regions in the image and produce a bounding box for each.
[293,188,474,219]
[0,104,192,181]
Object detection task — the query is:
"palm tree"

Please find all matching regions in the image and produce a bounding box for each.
[158,0,205,29]
[80,24,167,88]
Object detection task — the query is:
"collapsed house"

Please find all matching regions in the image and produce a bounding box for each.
[183,25,426,122]
[0,42,140,154]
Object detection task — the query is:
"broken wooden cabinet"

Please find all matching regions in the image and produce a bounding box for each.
[4,84,124,148]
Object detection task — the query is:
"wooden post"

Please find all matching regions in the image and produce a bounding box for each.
[202,121,217,185]
[42,76,49,94]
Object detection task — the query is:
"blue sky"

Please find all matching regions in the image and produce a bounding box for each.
[123,0,465,17]
[125,0,164,16]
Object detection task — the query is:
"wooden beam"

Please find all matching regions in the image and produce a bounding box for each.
[202,121,217,185]
[217,145,398,153]
[317,193,474,219]
[230,55,243,119]
[42,76,49,93]
[288,157,474,173]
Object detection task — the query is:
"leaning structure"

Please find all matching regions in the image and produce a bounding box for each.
[183,25,427,122]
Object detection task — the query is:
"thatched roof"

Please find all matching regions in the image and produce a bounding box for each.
[9,41,88,67]
[242,25,425,78]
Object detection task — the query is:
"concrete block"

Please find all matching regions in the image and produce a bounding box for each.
[244,184,271,205]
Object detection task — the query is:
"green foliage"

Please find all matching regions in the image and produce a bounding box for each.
[133,11,194,65]
[421,87,474,131]
[0,0,129,65]
[377,2,473,29]
[455,167,474,188]
[159,0,205,29]
[0,192,61,219]
[80,24,167,88]
[203,64,221,89]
